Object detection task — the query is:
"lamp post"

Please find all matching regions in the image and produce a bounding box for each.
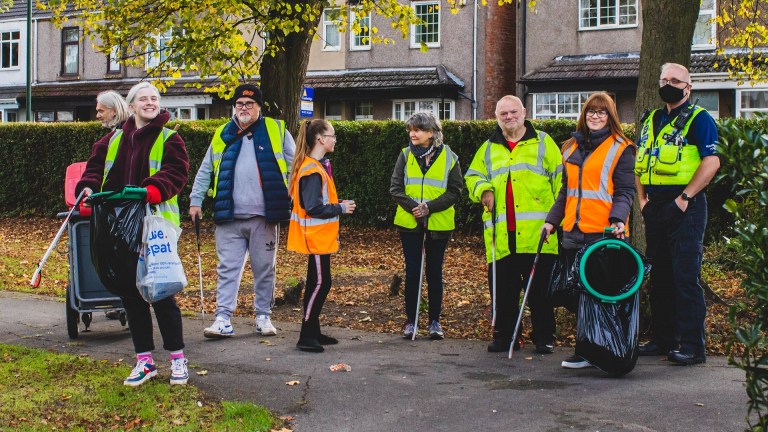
[26,0,32,121]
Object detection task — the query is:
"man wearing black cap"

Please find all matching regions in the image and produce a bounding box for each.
[189,83,296,339]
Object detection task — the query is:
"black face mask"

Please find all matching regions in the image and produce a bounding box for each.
[658,84,686,104]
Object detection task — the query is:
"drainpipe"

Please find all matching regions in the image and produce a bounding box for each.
[472,0,478,120]
[25,0,32,120]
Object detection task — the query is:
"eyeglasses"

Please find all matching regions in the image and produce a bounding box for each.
[321,134,337,139]
[586,109,608,118]
[234,101,256,109]
[659,78,689,87]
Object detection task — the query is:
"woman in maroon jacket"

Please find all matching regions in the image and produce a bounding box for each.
[76,82,190,387]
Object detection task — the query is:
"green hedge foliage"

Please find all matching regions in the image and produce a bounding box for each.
[0,118,739,241]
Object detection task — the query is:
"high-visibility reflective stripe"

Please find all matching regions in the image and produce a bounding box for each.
[516,211,550,220]
[485,130,549,181]
[405,177,446,188]
[483,213,508,229]
[290,213,339,225]
[149,160,161,171]
[465,168,487,179]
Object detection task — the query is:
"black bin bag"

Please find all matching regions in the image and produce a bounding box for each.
[89,189,147,297]
[572,238,650,376]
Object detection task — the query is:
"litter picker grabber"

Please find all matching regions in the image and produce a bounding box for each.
[412,216,428,341]
[509,228,547,359]
[490,211,497,328]
[30,189,86,287]
[195,214,205,318]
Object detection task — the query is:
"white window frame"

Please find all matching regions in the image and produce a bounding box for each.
[392,99,455,121]
[578,0,638,30]
[349,10,371,51]
[532,92,594,120]
[322,8,341,52]
[410,1,440,49]
[107,45,121,73]
[1,29,21,70]
[355,101,373,121]
[146,28,183,69]
[736,89,768,118]
[692,0,716,51]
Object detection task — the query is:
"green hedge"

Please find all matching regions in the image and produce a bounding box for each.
[0,118,747,241]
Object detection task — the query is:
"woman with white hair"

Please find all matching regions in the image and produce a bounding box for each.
[95,90,130,129]
[390,112,464,340]
[76,81,190,387]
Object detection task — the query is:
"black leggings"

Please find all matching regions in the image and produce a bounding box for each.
[302,254,332,334]
[121,289,184,354]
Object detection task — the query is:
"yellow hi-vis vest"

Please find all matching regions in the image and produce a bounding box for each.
[635,106,704,186]
[103,127,180,226]
[287,158,340,255]
[563,135,631,236]
[206,117,287,198]
[465,130,561,263]
[393,146,456,231]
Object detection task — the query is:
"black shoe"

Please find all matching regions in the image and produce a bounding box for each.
[297,338,324,353]
[638,342,665,356]
[535,343,555,354]
[561,354,593,369]
[487,340,520,353]
[668,350,706,365]
[317,333,338,345]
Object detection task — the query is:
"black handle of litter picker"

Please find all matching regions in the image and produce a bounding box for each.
[195,214,201,248]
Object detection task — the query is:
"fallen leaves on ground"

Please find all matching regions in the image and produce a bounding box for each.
[1,218,750,355]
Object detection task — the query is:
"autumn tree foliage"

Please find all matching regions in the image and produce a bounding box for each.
[717,0,768,84]
[36,0,469,132]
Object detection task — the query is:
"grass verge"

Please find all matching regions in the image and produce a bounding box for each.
[0,344,279,431]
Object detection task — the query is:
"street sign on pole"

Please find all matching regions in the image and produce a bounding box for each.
[300,87,314,118]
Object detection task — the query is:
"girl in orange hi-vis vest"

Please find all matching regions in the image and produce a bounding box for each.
[543,92,637,370]
[287,119,356,352]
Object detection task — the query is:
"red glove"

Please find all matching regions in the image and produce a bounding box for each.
[145,185,162,204]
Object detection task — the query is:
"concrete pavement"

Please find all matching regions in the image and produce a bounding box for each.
[0,291,749,431]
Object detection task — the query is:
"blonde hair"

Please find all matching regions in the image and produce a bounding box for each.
[126,82,161,105]
[288,119,332,196]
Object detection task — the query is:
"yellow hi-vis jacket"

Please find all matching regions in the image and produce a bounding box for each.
[103,128,180,226]
[465,126,562,263]
[393,146,456,231]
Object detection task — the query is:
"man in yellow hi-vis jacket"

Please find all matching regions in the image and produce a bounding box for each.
[465,95,562,354]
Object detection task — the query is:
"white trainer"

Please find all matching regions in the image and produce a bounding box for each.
[203,317,234,338]
[256,314,277,336]
[170,358,189,385]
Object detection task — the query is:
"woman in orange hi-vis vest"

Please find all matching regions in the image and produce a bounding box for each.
[542,92,637,370]
[287,119,356,352]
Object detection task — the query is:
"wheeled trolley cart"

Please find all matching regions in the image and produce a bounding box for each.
[62,162,126,339]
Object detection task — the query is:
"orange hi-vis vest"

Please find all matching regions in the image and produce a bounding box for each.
[287,157,340,255]
[563,135,631,235]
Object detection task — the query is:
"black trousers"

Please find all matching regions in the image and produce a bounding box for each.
[489,233,556,345]
[301,254,332,339]
[400,231,449,324]
[644,194,708,354]
[121,288,184,354]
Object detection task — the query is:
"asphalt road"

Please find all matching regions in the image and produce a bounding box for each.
[0,291,750,432]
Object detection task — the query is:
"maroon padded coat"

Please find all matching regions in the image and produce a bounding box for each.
[76,110,189,201]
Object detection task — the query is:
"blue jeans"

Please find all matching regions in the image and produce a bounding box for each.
[643,193,708,354]
[400,231,449,323]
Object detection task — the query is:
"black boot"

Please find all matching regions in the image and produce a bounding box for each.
[487,331,519,352]
[297,319,324,353]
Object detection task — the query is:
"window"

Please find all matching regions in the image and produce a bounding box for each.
[325,101,342,120]
[61,27,79,75]
[107,46,121,73]
[737,89,768,118]
[690,90,719,119]
[1,30,20,69]
[533,92,594,119]
[5,111,17,122]
[411,1,440,48]
[36,110,74,122]
[393,99,455,121]
[169,107,193,121]
[579,0,637,30]
[692,0,716,50]
[355,101,373,121]
[322,8,341,51]
[350,10,371,51]
[146,28,183,69]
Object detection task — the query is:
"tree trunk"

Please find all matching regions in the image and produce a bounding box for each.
[631,0,700,250]
[259,1,322,135]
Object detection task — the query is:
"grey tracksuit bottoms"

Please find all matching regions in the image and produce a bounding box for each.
[214,217,278,319]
